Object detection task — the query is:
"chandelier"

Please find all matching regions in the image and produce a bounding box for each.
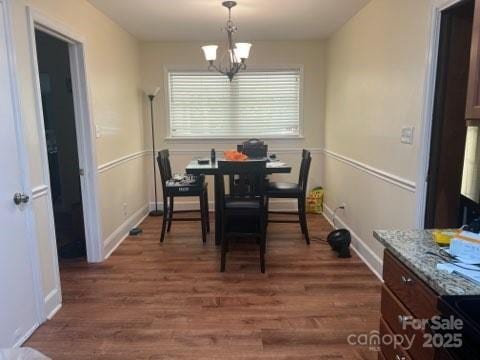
[201,1,251,81]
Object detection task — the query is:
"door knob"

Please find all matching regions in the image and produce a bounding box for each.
[13,192,30,205]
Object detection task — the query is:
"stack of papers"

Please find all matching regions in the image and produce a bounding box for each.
[437,262,480,285]
[437,234,480,284]
[449,236,480,264]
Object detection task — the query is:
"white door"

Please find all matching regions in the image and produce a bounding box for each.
[0,1,39,348]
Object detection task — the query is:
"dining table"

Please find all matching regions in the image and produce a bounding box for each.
[185,157,292,245]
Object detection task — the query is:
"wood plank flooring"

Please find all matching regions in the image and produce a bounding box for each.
[26,214,381,359]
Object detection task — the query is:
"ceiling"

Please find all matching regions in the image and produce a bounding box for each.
[87,0,371,42]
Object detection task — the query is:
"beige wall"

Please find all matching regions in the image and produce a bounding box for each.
[140,40,325,209]
[7,0,438,319]
[10,0,148,316]
[323,0,432,275]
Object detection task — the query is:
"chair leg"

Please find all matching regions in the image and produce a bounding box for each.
[204,190,210,233]
[260,213,267,273]
[299,197,310,245]
[200,194,207,243]
[298,198,305,234]
[160,199,168,243]
[260,241,266,273]
[265,197,270,226]
[220,216,227,272]
[167,196,174,232]
[259,228,266,273]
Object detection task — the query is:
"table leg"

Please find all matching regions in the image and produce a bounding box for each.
[214,174,222,246]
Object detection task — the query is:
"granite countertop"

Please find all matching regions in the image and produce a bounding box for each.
[374,230,480,296]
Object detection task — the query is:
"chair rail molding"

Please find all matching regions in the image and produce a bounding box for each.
[166,148,324,155]
[323,149,416,193]
[97,150,150,174]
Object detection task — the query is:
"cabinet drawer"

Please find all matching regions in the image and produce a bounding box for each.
[383,250,438,319]
[379,317,412,360]
[381,285,435,360]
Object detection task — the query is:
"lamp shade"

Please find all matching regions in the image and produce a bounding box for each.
[234,43,251,59]
[202,45,218,61]
[145,87,161,97]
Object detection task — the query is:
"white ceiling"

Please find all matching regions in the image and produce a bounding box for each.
[87,0,371,41]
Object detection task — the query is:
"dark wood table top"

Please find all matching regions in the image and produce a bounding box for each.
[185,158,292,175]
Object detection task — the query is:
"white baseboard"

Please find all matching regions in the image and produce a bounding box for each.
[149,199,298,212]
[43,287,62,321]
[323,204,383,281]
[103,205,149,259]
[13,322,39,348]
[46,302,62,320]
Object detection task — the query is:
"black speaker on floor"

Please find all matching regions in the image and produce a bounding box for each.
[327,229,351,258]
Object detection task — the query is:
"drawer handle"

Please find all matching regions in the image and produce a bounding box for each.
[395,355,406,360]
[401,275,413,285]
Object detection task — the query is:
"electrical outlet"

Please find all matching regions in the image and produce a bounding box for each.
[401,126,414,144]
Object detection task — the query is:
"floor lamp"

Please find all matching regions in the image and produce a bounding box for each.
[147,87,163,217]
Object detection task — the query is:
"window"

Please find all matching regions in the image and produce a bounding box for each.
[167,69,302,139]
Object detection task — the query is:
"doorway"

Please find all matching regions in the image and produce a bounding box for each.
[28,8,103,268]
[424,0,475,228]
[35,30,87,259]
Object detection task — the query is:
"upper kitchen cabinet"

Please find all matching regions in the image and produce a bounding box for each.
[466,0,480,120]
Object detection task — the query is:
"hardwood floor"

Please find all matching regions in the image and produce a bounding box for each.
[26,214,381,359]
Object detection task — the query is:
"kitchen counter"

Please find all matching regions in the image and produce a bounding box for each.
[374,229,480,296]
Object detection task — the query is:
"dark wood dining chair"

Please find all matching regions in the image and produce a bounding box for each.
[157,150,210,243]
[266,149,312,245]
[237,139,268,158]
[234,139,268,193]
[217,160,268,273]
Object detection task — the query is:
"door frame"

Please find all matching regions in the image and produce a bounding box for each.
[1,0,44,337]
[415,0,465,228]
[26,7,103,263]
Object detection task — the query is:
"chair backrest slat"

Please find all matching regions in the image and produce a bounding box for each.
[157,149,172,197]
[218,160,267,200]
[298,150,312,194]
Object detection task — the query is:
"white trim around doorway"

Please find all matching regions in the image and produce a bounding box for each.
[26,6,104,274]
[415,0,464,229]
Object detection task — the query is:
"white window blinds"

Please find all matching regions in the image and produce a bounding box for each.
[167,70,301,138]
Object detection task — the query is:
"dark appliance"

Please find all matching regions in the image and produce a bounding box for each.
[438,295,480,359]
[327,229,351,258]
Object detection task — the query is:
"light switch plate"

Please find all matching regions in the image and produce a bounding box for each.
[401,127,414,144]
[95,124,101,138]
